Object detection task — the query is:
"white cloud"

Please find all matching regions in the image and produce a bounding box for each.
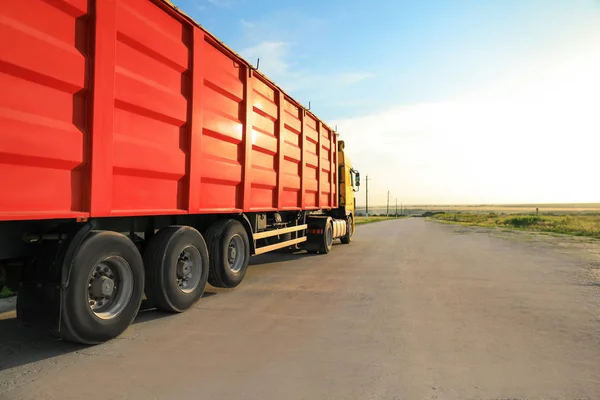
[235,7,599,205]
[335,72,374,85]
[239,40,373,103]
[207,0,231,8]
[240,19,255,30]
[333,37,600,205]
[240,41,295,80]
[237,11,373,106]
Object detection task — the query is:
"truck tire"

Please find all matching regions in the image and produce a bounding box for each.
[59,231,145,344]
[143,226,209,313]
[319,220,334,254]
[205,220,250,288]
[340,216,354,244]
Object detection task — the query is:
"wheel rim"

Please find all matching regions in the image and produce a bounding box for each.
[176,245,203,294]
[326,225,333,247]
[88,256,134,320]
[227,234,245,273]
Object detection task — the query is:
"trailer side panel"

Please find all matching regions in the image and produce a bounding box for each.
[0,0,337,222]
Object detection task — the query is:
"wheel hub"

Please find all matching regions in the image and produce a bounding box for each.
[176,247,202,294]
[87,256,134,320]
[227,235,245,273]
[91,276,115,298]
[228,246,237,262]
[177,257,192,278]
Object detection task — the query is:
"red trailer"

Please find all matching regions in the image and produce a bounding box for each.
[0,0,360,344]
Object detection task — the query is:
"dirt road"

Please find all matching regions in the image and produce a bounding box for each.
[1,219,600,399]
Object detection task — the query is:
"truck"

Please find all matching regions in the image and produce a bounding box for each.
[0,0,360,344]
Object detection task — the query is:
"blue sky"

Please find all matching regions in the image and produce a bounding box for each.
[173,0,600,204]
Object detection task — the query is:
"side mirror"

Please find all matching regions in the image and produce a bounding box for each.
[354,171,360,187]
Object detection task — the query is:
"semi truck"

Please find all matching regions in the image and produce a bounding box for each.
[0,0,360,344]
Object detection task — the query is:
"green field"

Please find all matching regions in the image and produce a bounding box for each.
[430,212,600,238]
[0,286,14,299]
[356,203,600,216]
[355,216,404,225]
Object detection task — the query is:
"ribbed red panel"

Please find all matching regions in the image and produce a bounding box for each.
[0,0,338,221]
[0,0,90,220]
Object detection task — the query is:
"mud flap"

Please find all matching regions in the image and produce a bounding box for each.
[17,222,93,332]
[17,284,62,331]
[18,239,64,330]
[302,216,332,252]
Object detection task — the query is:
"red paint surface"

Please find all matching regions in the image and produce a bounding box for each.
[0,0,337,221]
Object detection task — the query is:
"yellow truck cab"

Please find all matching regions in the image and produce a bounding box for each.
[337,140,360,239]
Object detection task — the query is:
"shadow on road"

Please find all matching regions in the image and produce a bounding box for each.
[249,246,348,267]
[0,294,218,372]
[0,315,88,373]
[250,251,318,266]
[0,249,323,372]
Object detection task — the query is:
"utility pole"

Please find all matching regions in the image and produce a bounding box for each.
[365,175,370,221]
[386,191,390,217]
[395,198,398,217]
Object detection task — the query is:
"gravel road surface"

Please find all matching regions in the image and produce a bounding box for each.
[1,218,599,400]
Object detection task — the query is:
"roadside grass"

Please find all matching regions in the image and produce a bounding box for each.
[0,286,15,299]
[355,216,405,225]
[429,213,600,238]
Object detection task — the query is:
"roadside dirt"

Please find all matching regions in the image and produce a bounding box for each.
[448,223,600,287]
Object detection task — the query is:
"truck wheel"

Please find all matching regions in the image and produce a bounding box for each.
[319,221,334,254]
[59,231,145,344]
[340,216,354,244]
[205,220,250,288]
[144,226,209,313]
